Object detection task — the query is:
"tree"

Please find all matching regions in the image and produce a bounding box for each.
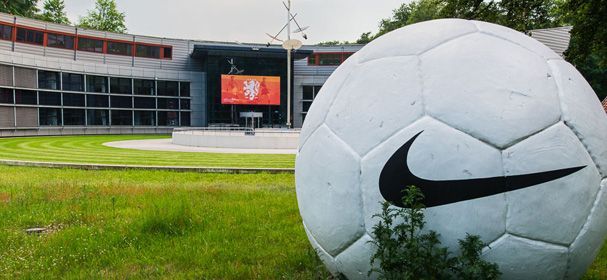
[40,0,69,24]
[439,0,499,21]
[497,0,561,32]
[0,0,39,17]
[78,0,126,33]
[317,40,349,46]
[564,0,607,100]
[357,0,565,43]
[356,32,373,44]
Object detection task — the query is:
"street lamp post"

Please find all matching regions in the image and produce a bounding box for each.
[266,0,307,129]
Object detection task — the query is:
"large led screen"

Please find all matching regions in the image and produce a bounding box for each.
[221,75,281,105]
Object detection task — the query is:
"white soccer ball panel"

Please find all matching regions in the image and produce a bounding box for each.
[334,234,379,280]
[303,222,340,275]
[472,20,562,60]
[421,32,561,148]
[325,56,424,156]
[358,19,478,63]
[503,122,601,245]
[360,116,507,247]
[483,235,568,280]
[567,179,607,279]
[549,59,607,176]
[296,19,607,278]
[299,53,361,150]
[295,124,364,256]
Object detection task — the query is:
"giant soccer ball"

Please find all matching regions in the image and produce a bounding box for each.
[296,19,607,279]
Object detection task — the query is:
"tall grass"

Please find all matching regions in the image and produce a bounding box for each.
[140,196,195,236]
[0,166,327,279]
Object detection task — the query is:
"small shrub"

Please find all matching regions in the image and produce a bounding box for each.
[369,186,500,280]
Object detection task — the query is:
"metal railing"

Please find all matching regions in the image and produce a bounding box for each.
[173,127,300,137]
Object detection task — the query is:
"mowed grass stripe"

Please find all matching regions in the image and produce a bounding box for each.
[0,135,295,168]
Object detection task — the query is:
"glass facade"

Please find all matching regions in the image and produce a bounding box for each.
[39,91,61,106]
[0,64,191,127]
[86,75,108,93]
[0,24,12,41]
[110,77,132,94]
[205,55,287,126]
[136,45,160,59]
[134,79,155,95]
[39,107,61,126]
[39,70,61,90]
[62,73,84,91]
[107,41,132,56]
[78,37,103,53]
[157,81,178,96]
[47,33,74,49]
[16,28,43,45]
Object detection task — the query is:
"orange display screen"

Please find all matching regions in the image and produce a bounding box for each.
[221,75,281,105]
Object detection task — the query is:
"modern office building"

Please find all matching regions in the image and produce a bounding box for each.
[0,12,570,136]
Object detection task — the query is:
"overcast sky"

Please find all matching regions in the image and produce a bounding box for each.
[42,0,409,44]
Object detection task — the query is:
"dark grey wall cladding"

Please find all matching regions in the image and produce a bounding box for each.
[15,107,37,127]
[0,65,12,86]
[14,67,36,89]
[0,106,14,127]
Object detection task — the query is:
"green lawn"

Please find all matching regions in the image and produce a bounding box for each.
[0,135,294,168]
[0,166,327,279]
[0,165,604,278]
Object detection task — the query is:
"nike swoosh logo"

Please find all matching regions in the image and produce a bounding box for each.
[379,131,586,208]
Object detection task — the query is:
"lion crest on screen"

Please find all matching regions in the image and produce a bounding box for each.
[243,79,260,101]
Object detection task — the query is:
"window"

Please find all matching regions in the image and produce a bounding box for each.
[180,82,190,97]
[39,107,62,126]
[163,47,172,59]
[111,110,132,125]
[15,90,36,105]
[86,75,108,93]
[47,33,74,49]
[38,70,60,90]
[134,79,155,95]
[63,109,85,125]
[302,85,322,113]
[78,37,103,53]
[62,73,84,91]
[303,86,313,100]
[157,81,178,96]
[158,111,178,126]
[0,88,13,104]
[180,112,190,126]
[308,53,354,66]
[134,97,155,109]
[16,28,43,45]
[87,109,109,125]
[39,91,61,106]
[0,24,12,41]
[157,98,178,109]
[134,111,155,126]
[136,44,160,58]
[318,53,342,65]
[180,99,190,110]
[107,41,132,56]
[86,94,109,107]
[110,77,132,94]
[63,93,85,107]
[308,55,316,65]
[110,95,132,108]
